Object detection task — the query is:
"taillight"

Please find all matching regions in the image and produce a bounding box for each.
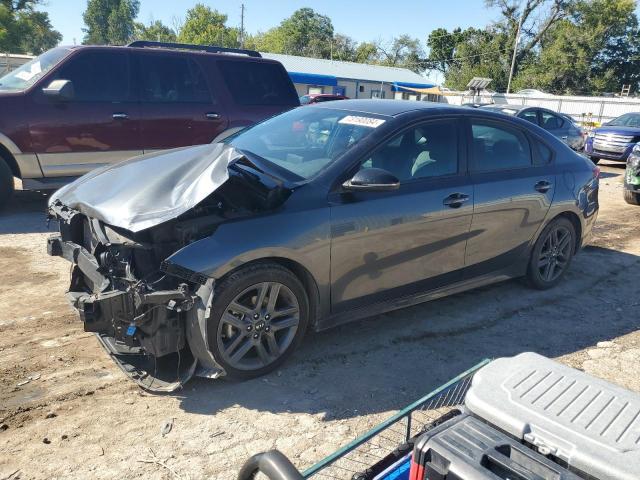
[593,166,600,179]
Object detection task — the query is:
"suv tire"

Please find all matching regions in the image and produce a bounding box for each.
[207,263,309,379]
[0,159,14,209]
[590,157,600,164]
[526,217,576,290]
[623,188,640,205]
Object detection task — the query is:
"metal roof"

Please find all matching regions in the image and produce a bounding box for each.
[260,52,433,86]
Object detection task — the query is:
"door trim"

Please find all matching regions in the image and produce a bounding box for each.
[37,150,144,177]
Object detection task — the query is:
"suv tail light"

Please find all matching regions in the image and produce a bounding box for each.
[593,166,600,179]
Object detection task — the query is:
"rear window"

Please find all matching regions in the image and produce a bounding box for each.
[218,60,298,106]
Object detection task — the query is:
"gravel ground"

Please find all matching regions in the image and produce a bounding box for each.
[0,162,639,480]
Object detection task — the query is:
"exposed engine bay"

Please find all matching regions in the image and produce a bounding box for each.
[47,146,292,391]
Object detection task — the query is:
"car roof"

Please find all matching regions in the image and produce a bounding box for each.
[310,99,465,117]
[62,44,279,63]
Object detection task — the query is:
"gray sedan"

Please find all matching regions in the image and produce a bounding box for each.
[480,105,586,151]
[47,100,599,390]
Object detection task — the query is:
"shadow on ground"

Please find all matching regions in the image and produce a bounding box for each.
[175,244,640,421]
[0,190,53,234]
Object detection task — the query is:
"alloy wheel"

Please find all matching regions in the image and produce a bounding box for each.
[537,225,572,283]
[216,282,300,371]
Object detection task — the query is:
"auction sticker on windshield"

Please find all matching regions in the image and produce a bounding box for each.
[338,115,386,128]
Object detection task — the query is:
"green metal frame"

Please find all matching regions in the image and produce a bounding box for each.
[302,358,491,478]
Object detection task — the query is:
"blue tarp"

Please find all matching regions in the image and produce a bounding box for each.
[289,72,337,87]
[392,81,436,92]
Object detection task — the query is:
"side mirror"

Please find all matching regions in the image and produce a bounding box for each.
[42,79,74,101]
[343,167,400,192]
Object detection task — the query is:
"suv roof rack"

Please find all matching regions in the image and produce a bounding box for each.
[127,40,262,58]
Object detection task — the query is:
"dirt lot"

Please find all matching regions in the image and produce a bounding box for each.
[0,162,639,480]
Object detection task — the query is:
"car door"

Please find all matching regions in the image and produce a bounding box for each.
[329,118,474,312]
[135,52,227,152]
[465,118,555,273]
[539,110,571,145]
[28,49,142,177]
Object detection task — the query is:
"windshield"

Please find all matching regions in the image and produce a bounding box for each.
[227,107,386,179]
[608,113,640,127]
[0,48,70,92]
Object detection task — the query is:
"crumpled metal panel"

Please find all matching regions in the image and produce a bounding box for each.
[49,143,242,232]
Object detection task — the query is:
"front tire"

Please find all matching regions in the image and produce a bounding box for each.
[526,217,576,290]
[0,159,14,209]
[623,188,640,205]
[207,263,309,380]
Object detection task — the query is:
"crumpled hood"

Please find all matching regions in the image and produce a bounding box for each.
[49,143,243,232]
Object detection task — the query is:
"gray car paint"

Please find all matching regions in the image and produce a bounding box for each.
[166,102,598,331]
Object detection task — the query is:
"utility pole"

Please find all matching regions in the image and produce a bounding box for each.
[239,3,245,48]
[506,12,523,95]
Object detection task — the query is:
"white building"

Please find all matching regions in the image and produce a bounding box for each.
[261,52,435,100]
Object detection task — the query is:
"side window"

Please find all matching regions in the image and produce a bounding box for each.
[218,60,298,106]
[534,140,553,165]
[520,110,539,125]
[55,51,128,102]
[139,54,212,103]
[471,121,532,172]
[540,111,564,130]
[360,120,458,181]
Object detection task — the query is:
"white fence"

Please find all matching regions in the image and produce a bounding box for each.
[0,53,34,76]
[442,92,640,125]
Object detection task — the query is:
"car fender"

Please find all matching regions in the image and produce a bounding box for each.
[165,207,332,313]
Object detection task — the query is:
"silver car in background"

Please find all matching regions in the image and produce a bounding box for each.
[480,105,586,151]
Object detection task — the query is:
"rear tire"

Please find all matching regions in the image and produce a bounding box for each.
[526,217,576,290]
[623,188,640,205]
[207,263,309,380]
[0,159,15,209]
[590,156,600,164]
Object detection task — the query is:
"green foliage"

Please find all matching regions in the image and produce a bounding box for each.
[0,0,61,54]
[514,0,640,94]
[253,7,333,57]
[178,3,239,47]
[431,0,640,94]
[133,20,176,43]
[82,0,140,45]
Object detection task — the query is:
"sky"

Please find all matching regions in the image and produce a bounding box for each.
[43,0,501,45]
[42,0,505,83]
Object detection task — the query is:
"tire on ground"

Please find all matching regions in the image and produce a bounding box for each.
[206,262,309,380]
[0,159,14,209]
[590,157,600,164]
[526,217,576,290]
[623,188,640,205]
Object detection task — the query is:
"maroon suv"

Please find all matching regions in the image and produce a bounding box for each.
[0,41,299,204]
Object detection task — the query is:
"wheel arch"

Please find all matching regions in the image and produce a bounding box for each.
[217,257,322,330]
[0,143,21,178]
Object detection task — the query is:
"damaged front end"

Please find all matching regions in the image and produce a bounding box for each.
[46,144,292,391]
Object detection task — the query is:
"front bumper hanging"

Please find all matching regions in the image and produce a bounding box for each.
[48,235,200,392]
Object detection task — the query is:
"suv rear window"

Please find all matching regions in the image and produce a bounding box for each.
[218,60,297,106]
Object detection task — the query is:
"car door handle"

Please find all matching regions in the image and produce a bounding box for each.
[443,193,470,208]
[535,180,552,193]
[561,135,568,140]
[205,112,221,120]
[112,112,128,120]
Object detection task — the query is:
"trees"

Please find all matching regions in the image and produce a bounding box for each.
[82,0,140,45]
[426,0,640,94]
[513,0,640,94]
[253,8,334,58]
[178,3,239,48]
[133,20,176,43]
[0,0,61,54]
